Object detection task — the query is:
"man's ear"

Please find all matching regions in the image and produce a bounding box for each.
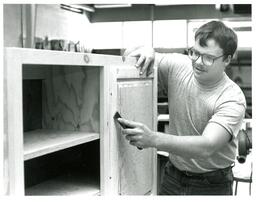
[224,55,232,67]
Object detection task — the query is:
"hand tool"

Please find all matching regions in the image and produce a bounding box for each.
[113,111,143,150]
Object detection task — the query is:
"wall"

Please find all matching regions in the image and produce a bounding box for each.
[35,5,91,44]
[91,4,251,22]
[4,4,251,50]
[3,4,23,47]
[3,4,92,48]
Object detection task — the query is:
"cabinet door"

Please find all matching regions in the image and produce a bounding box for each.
[109,66,157,195]
[118,80,155,195]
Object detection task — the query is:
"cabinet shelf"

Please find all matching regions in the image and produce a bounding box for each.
[24,129,99,161]
[25,170,100,196]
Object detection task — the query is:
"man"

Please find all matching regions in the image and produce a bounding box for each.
[118,21,246,195]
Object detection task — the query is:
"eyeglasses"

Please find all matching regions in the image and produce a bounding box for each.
[187,47,225,66]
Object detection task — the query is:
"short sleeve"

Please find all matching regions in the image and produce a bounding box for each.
[156,53,188,96]
[209,88,246,140]
[156,53,169,97]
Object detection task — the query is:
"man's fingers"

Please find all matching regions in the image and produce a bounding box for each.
[123,46,142,57]
[135,55,146,68]
[146,61,154,76]
[129,140,143,150]
[140,58,152,75]
[125,133,139,140]
[129,140,136,146]
[123,128,141,135]
[118,118,139,128]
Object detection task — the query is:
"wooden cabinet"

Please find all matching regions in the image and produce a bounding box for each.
[3,48,157,196]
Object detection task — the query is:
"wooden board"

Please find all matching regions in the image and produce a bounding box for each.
[25,170,100,196]
[117,80,154,195]
[4,48,25,195]
[24,129,99,160]
[40,66,100,133]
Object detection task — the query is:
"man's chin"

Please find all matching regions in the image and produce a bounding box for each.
[193,71,207,83]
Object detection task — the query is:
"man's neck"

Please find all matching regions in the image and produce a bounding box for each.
[195,73,226,89]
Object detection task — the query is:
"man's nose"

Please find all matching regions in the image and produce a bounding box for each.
[195,56,203,65]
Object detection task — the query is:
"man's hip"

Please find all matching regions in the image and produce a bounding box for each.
[159,160,234,195]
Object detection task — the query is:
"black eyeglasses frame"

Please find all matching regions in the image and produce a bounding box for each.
[187,47,226,66]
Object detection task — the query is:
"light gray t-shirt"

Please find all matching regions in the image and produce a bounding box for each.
[156,53,246,173]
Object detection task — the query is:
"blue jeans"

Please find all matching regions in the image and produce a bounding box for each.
[159,161,234,195]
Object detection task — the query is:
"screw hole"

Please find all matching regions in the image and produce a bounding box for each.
[84,54,89,63]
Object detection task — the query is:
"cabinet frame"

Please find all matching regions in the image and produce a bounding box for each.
[4,47,157,196]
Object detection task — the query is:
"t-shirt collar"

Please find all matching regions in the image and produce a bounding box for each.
[193,73,227,91]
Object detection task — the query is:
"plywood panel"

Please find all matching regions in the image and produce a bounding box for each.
[117,80,154,195]
[24,129,99,160]
[8,48,137,67]
[4,48,24,195]
[42,66,100,133]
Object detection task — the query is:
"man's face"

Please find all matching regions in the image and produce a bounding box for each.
[192,38,230,85]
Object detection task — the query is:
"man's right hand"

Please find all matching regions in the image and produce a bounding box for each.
[123,46,155,76]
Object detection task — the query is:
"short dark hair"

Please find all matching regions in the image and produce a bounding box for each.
[195,21,238,59]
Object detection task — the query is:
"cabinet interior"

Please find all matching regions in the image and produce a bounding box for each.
[22,64,101,195]
[24,140,100,196]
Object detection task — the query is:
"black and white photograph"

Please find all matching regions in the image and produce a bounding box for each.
[0,1,253,199]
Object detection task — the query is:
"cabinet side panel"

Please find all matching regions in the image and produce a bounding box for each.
[117,80,153,195]
[4,50,24,195]
[42,66,100,133]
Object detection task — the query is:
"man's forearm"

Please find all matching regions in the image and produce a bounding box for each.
[153,132,214,158]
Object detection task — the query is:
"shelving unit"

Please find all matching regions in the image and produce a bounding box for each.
[24,129,99,160]
[4,48,157,196]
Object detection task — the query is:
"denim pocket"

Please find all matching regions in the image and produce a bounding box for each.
[204,168,233,185]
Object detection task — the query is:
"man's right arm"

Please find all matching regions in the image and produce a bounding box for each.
[123,46,170,96]
[123,46,155,76]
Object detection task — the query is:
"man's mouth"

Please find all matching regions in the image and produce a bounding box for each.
[194,66,205,72]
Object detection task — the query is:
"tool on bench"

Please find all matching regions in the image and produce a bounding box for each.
[113,111,143,150]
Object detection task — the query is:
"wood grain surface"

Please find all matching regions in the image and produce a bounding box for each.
[42,66,100,133]
[24,129,99,160]
[117,80,154,195]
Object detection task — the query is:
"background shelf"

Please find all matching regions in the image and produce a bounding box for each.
[24,129,99,160]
